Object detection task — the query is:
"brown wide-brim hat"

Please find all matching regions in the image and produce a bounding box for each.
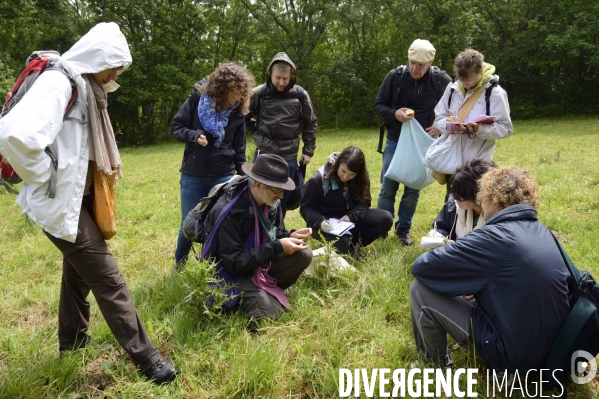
[241,153,296,191]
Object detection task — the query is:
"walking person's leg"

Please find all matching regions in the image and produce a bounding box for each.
[46,204,176,383]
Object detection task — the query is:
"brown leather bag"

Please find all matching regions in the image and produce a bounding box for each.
[92,161,117,240]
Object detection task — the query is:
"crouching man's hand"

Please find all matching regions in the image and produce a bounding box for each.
[280,237,310,255]
[290,227,312,242]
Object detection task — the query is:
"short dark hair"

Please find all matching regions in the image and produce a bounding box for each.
[451,158,497,202]
[453,49,484,81]
[327,146,369,202]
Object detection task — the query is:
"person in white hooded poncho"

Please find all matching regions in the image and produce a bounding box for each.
[0,22,177,384]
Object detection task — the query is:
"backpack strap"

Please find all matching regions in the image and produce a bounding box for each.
[378,66,406,154]
[45,62,82,123]
[447,79,497,117]
[430,66,447,102]
[447,87,456,110]
[317,166,331,197]
[485,80,498,116]
[544,233,598,382]
[200,185,248,260]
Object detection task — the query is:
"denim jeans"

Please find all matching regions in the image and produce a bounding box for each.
[175,173,232,264]
[377,138,421,235]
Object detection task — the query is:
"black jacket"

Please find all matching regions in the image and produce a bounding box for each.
[172,82,246,177]
[205,183,291,277]
[299,164,371,231]
[413,204,570,371]
[374,66,451,142]
[246,52,317,161]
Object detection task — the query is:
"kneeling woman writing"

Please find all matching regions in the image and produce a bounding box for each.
[300,146,392,256]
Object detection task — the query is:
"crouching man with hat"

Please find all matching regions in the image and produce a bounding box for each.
[202,154,313,322]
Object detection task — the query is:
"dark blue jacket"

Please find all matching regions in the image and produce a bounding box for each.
[172,81,246,177]
[413,204,570,371]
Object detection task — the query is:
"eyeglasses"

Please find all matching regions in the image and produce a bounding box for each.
[266,185,284,196]
[458,73,481,86]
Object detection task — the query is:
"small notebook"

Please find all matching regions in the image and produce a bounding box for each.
[326,218,355,237]
[447,115,496,134]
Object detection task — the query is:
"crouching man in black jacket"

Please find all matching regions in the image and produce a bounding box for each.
[203,154,313,322]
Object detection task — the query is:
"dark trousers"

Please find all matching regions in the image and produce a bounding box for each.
[44,194,160,371]
[239,248,312,321]
[254,149,298,217]
[410,279,474,362]
[313,209,393,254]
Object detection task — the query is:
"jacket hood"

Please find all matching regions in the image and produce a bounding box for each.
[191,78,207,99]
[485,204,538,225]
[266,52,297,93]
[459,62,498,96]
[323,151,340,175]
[59,22,132,81]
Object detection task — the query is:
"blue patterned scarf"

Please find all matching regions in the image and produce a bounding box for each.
[197,93,239,147]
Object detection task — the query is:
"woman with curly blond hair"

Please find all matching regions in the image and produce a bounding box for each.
[410,166,569,373]
[172,63,255,268]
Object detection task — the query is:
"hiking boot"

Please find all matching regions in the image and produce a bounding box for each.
[397,233,413,246]
[142,358,178,385]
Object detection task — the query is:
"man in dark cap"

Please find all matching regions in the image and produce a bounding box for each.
[203,154,313,321]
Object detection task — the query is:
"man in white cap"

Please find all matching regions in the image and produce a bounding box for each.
[374,39,451,246]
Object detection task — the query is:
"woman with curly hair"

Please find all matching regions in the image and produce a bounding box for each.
[300,146,392,256]
[410,166,569,372]
[172,63,255,268]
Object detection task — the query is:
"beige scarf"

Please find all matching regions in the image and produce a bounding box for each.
[84,75,122,179]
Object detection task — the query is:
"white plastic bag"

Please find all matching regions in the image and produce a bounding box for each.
[304,247,357,277]
[384,119,436,190]
[425,133,464,175]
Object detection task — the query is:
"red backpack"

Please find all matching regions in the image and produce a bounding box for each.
[0,50,78,195]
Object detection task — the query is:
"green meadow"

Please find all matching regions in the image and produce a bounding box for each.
[1,117,598,398]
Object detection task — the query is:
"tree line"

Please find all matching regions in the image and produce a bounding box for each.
[1,0,597,146]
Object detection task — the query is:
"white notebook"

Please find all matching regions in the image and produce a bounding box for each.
[326,218,355,236]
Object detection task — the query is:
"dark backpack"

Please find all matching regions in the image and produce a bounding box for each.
[377,65,448,154]
[544,235,599,389]
[1,50,78,196]
[285,161,306,211]
[182,175,249,244]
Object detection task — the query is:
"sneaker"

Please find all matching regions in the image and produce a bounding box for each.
[397,233,413,246]
[142,358,178,385]
[442,352,454,369]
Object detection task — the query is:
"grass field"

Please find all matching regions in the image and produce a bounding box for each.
[1,116,599,398]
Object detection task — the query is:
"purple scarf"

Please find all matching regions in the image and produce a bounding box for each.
[201,187,289,310]
[249,201,290,310]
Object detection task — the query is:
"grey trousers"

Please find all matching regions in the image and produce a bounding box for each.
[44,195,161,371]
[410,279,474,362]
[239,247,312,321]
